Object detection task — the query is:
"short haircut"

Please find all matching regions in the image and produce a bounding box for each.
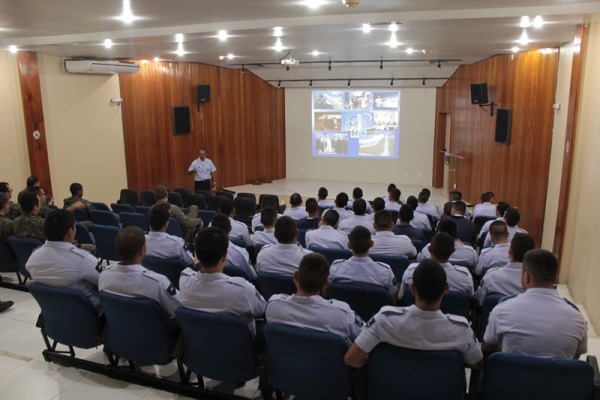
[260,207,278,226]
[418,191,428,203]
[322,209,340,227]
[297,253,330,293]
[317,187,328,200]
[195,227,229,267]
[406,196,418,210]
[373,210,393,230]
[504,207,521,227]
[352,198,367,215]
[290,193,302,206]
[372,197,385,212]
[19,191,40,213]
[429,232,455,261]
[481,191,495,203]
[349,226,371,254]
[0,193,9,209]
[489,220,509,239]
[443,202,453,217]
[274,216,297,244]
[436,218,458,239]
[451,201,467,214]
[117,226,146,261]
[390,188,401,201]
[260,195,277,209]
[449,191,462,201]
[511,233,536,262]
[211,213,232,233]
[413,260,447,303]
[26,176,39,188]
[421,188,431,199]
[399,204,414,222]
[352,187,363,199]
[69,183,82,196]
[305,197,318,214]
[523,249,558,285]
[335,192,349,208]
[387,183,396,193]
[153,184,168,200]
[148,203,171,231]
[44,209,75,241]
[496,201,511,216]
[219,198,234,215]
[0,182,9,194]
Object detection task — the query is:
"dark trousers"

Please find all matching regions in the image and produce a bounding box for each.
[194,179,210,192]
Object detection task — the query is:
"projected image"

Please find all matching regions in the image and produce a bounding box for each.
[312,89,400,159]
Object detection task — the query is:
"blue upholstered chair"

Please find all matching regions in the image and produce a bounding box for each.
[257,272,295,300]
[141,255,187,289]
[327,281,389,321]
[7,236,42,284]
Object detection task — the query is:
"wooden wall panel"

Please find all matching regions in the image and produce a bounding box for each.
[119,62,285,193]
[434,51,559,245]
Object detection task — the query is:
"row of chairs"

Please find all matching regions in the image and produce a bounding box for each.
[29,281,599,400]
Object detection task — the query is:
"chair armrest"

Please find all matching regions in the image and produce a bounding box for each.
[587,355,600,400]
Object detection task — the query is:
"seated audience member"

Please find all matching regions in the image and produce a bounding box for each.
[324,192,354,222]
[474,233,535,304]
[442,191,463,218]
[63,182,94,212]
[266,253,363,344]
[253,207,278,246]
[338,198,375,235]
[417,219,478,270]
[472,191,496,219]
[145,203,196,268]
[345,260,483,369]
[305,209,348,249]
[484,249,587,359]
[179,227,266,337]
[0,182,20,219]
[478,201,511,241]
[317,187,335,209]
[330,226,398,305]
[17,175,40,202]
[252,195,282,232]
[154,184,202,238]
[384,188,403,212]
[416,190,441,221]
[371,210,416,259]
[401,233,474,298]
[383,183,405,207]
[449,201,477,246]
[211,214,256,280]
[475,221,510,276]
[0,193,14,239]
[296,197,320,231]
[406,195,431,230]
[347,187,372,214]
[99,226,183,320]
[367,197,386,223]
[13,191,45,240]
[218,198,252,247]
[283,193,308,220]
[393,204,426,242]
[257,216,312,276]
[26,186,54,219]
[26,209,103,312]
[482,206,526,248]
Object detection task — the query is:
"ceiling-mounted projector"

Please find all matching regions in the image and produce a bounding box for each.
[342,0,359,7]
[281,57,299,66]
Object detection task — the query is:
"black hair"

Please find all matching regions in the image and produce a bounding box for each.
[297,253,330,293]
[436,218,458,239]
[211,213,232,233]
[18,190,40,213]
[117,226,146,261]
[218,198,235,216]
[523,249,558,285]
[511,233,535,262]
[413,260,447,303]
[335,192,349,208]
[373,210,393,231]
[260,207,278,227]
[352,198,367,215]
[429,232,455,261]
[44,209,75,241]
[290,193,303,207]
[69,183,83,196]
[274,216,297,244]
[195,227,229,267]
[399,204,414,222]
[148,203,171,231]
[349,226,371,254]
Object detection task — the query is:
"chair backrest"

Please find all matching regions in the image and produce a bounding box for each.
[216,190,234,200]
[223,265,252,281]
[141,255,187,289]
[234,196,257,218]
[474,216,496,235]
[477,293,504,341]
[91,225,120,262]
[0,239,18,273]
[207,195,227,212]
[421,228,434,244]
[412,239,425,253]
[257,272,295,300]
[120,211,150,232]
[168,192,184,207]
[166,217,184,238]
[389,210,399,225]
[327,281,389,321]
[229,236,246,248]
[368,344,466,400]
[482,352,594,400]
[140,190,157,207]
[176,307,259,383]
[236,192,257,202]
[402,290,471,320]
[198,210,217,227]
[110,203,136,215]
[174,188,192,204]
[369,254,410,282]
[186,193,206,210]
[119,189,139,207]
[90,201,111,211]
[75,222,95,245]
[309,245,352,265]
[263,323,354,400]
[258,194,281,211]
[72,207,90,222]
[134,205,151,217]
[99,291,176,365]
[89,209,120,228]
[7,236,43,280]
[29,282,100,349]
[298,228,307,248]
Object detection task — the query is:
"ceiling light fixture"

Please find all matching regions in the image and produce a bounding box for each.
[175,33,184,43]
[8,45,17,54]
[342,0,360,7]
[103,39,113,49]
[219,55,225,60]
[312,50,320,56]
[176,42,185,56]
[274,27,283,37]
[519,30,530,45]
[227,53,235,60]
[511,47,520,53]
[362,23,371,33]
[389,22,399,32]
[118,0,137,23]
[218,30,228,41]
[274,38,284,52]
[406,48,414,54]
[520,16,530,28]
[153,57,160,62]
[388,32,399,48]
[533,15,544,28]
[304,0,325,9]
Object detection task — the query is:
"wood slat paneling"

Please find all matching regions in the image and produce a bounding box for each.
[119,63,285,193]
[434,51,559,245]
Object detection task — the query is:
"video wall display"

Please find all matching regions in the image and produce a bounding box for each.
[311,90,400,159]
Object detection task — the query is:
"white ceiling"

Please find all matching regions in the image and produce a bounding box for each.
[1,0,599,87]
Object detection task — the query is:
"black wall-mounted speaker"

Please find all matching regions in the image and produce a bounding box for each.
[470,82,489,105]
[173,106,191,135]
[495,108,512,144]
[197,84,210,103]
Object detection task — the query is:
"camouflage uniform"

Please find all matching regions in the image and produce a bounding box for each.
[64,195,94,211]
[0,214,14,240]
[12,212,45,240]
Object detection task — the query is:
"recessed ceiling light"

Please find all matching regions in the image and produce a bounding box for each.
[176,43,185,56]
[362,23,371,33]
[274,38,284,52]
[303,0,326,9]
[227,53,235,60]
[532,15,544,28]
[406,48,414,54]
[388,32,399,48]
[519,30,530,45]
[274,27,283,37]
[140,59,149,64]
[8,45,17,54]
[153,57,160,62]
[511,47,520,53]
[389,22,399,32]
[520,16,530,28]
[312,50,320,56]
[175,33,184,43]
[103,39,113,48]
[218,30,228,41]
[117,0,137,23]
[219,55,225,60]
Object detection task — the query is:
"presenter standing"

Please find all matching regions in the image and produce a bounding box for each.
[188,148,217,192]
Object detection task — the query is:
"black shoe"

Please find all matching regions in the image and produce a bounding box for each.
[0,301,14,313]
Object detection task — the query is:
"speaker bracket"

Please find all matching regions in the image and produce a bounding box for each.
[478,102,495,117]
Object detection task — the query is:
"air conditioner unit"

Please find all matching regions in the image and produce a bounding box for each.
[64,60,140,75]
